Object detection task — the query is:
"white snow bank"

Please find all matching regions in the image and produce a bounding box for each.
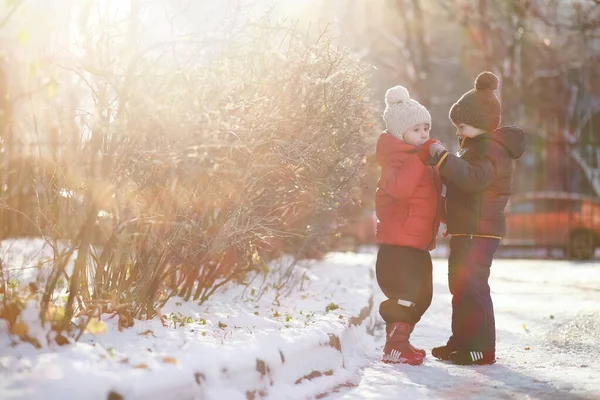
[0,241,378,400]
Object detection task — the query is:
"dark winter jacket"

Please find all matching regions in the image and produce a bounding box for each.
[375,132,443,251]
[439,126,525,237]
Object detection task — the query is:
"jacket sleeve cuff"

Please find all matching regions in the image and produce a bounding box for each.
[435,151,449,168]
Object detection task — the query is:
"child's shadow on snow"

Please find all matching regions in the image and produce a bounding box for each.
[473,363,591,400]
[399,361,454,385]
[399,359,591,400]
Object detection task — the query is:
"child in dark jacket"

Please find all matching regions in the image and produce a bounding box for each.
[417,71,525,365]
[375,85,442,366]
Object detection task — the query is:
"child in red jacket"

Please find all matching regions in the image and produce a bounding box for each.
[375,85,442,365]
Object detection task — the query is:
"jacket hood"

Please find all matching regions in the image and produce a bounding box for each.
[489,125,525,160]
[375,132,418,166]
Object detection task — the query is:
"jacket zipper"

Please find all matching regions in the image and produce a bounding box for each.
[459,136,486,236]
[424,166,440,251]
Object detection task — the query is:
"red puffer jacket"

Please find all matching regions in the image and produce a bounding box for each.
[375,132,442,251]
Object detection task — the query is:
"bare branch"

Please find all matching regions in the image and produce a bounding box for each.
[0,0,26,32]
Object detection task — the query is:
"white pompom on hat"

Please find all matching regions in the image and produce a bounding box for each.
[383,85,431,140]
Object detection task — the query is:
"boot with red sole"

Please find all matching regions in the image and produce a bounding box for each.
[382,322,425,365]
[409,343,426,357]
[409,325,426,357]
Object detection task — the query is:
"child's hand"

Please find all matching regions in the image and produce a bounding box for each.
[429,142,447,159]
[417,139,447,164]
[417,139,438,163]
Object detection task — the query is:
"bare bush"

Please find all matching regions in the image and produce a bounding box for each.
[0,1,375,340]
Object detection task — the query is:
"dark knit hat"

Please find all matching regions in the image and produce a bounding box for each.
[449,71,501,132]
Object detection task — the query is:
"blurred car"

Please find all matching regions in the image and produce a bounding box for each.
[503,191,600,260]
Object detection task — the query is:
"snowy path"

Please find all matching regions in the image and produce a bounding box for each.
[328,257,600,400]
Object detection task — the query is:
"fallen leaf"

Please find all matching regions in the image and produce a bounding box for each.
[107,391,124,400]
[133,363,148,369]
[524,347,531,351]
[55,332,70,346]
[2,303,20,326]
[86,318,107,335]
[161,356,177,364]
[10,322,28,338]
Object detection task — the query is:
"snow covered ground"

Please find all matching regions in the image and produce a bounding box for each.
[2,238,600,399]
[0,240,377,400]
[328,256,600,400]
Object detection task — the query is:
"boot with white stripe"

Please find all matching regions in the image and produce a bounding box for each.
[382,322,425,366]
[448,349,496,365]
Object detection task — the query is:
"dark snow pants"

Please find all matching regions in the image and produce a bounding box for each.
[376,244,433,326]
[447,235,500,353]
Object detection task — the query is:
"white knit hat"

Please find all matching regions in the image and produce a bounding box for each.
[383,86,431,140]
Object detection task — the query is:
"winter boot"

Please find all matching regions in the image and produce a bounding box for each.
[409,343,426,357]
[449,350,496,365]
[382,322,425,365]
[408,325,426,357]
[431,343,457,361]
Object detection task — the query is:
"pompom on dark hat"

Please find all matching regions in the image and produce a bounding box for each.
[449,71,501,132]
